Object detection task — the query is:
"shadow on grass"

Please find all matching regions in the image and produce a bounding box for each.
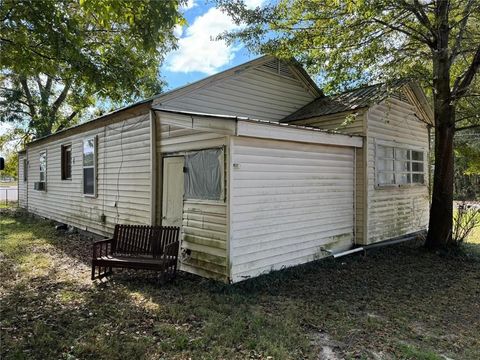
[2,211,480,359]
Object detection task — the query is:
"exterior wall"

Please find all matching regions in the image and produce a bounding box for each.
[154,65,316,122]
[25,112,152,236]
[229,137,355,282]
[156,112,230,282]
[366,98,430,243]
[17,152,27,208]
[286,112,367,244]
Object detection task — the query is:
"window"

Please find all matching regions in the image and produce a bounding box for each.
[23,158,27,181]
[39,151,46,183]
[61,144,72,180]
[184,148,223,201]
[376,144,425,187]
[83,137,96,195]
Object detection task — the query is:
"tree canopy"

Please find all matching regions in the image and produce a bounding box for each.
[0,0,184,141]
[219,0,480,248]
[219,0,480,130]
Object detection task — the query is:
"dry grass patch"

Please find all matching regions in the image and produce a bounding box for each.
[1,210,480,359]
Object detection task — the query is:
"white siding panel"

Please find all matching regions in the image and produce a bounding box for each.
[366,98,430,243]
[230,137,355,282]
[25,113,152,236]
[156,115,229,281]
[286,112,367,244]
[159,68,315,122]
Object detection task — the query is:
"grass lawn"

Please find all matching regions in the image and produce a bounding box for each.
[1,211,479,360]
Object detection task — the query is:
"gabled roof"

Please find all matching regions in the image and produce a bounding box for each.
[24,55,322,147]
[282,80,434,126]
[152,55,322,105]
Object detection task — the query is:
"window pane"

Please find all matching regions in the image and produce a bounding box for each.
[395,161,410,172]
[412,162,424,172]
[378,159,394,171]
[83,138,95,166]
[40,172,45,182]
[412,174,424,184]
[23,159,27,181]
[83,168,95,194]
[184,149,222,200]
[39,153,46,172]
[396,173,410,184]
[395,148,410,160]
[412,151,424,161]
[378,172,394,185]
[65,150,72,179]
[378,145,394,159]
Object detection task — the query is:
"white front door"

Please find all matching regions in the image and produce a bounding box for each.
[162,157,184,227]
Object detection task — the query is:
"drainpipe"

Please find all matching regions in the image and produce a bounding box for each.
[331,231,425,259]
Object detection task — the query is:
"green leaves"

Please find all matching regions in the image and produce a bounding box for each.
[218,0,479,96]
[0,0,184,139]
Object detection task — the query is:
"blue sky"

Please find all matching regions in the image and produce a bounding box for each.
[0,0,266,148]
[161,0,265,90]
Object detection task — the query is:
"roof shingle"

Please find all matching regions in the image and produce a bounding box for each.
[282,80,408,122]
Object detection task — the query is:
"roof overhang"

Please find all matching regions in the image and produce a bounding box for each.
[153,108,363,148]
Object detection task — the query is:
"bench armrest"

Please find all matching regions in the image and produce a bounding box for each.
[164,241,179,258]
[92,238,113,259]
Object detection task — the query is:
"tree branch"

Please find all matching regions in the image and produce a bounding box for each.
[450,0,475,63]
[452,44,480,99]
[19,77,36,118]
[372,17,432,46]
[456,124,480,131]
[50,80,71,117]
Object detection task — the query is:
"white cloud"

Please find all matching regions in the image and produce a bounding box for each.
[180,0,197,11]
[166,1,265,75]
[243,0,265,8]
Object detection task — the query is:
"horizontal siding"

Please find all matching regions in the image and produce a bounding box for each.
[157,67,315,122]
[156,114,229,281]
[287,112,367,244]
[366,98,430,243]
[26,113,152,236]
[181,201,228,281]
[230,137,355,282]
[18,153,27,208]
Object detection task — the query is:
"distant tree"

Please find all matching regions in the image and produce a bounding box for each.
[219,0,480,249]
[0,0,185,141]
[0,151,18,179]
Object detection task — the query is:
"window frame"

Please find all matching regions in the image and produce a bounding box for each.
[375,142,426,188]
[61,143,72,181]
[82,136,97,197]
[39,150,47,185]
[23,158,28,182]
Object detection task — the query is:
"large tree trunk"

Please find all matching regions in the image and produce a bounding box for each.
[425,108,455,249]
[425,1,456,249]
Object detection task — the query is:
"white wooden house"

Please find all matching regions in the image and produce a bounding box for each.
[17,56,433,282]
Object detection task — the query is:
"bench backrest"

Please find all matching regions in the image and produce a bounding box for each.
[112,224,180,258]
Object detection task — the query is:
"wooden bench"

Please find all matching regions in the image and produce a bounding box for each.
[91,224,180,281]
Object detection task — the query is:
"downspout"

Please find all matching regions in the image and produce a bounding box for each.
[353,147,357,245]
[149,109,157,225]
[332,231,425,259]
[428,125,432,205]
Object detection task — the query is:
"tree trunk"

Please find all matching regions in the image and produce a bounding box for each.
[425,108,455,249]
[425,1,456,249]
